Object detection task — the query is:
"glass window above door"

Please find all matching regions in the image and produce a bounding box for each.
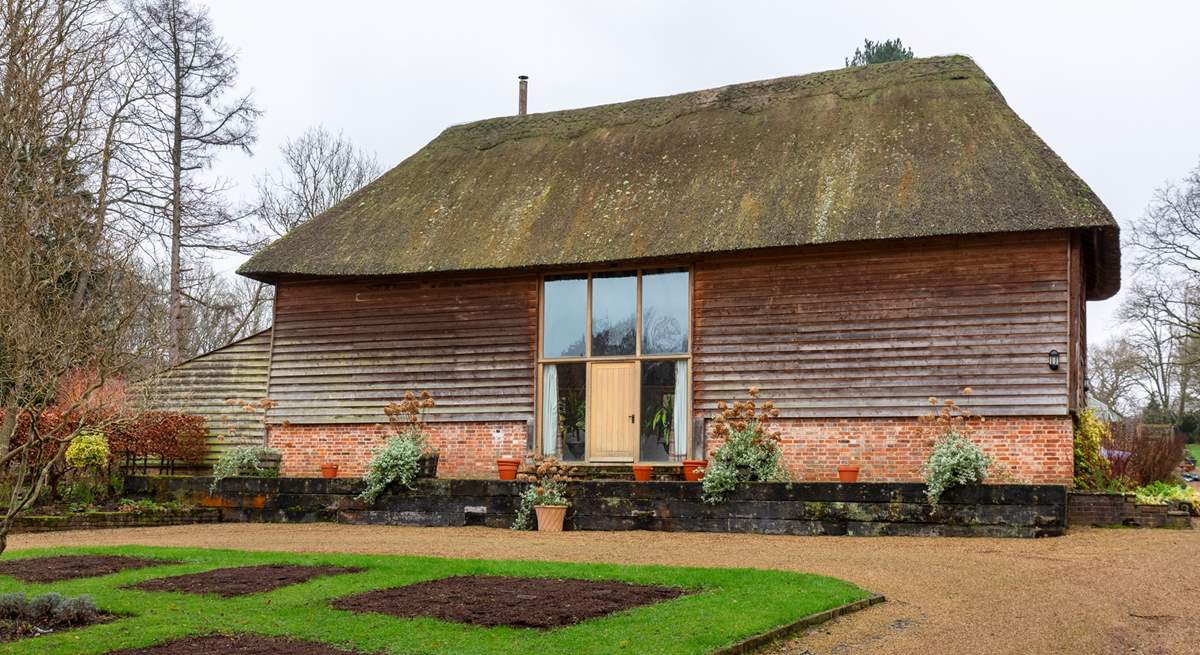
[641,269,689,355]
[542,275,587,358]
[540,269,690,359]
[591,272,637,356]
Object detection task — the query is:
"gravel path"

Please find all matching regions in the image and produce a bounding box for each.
[11,524,1198,654]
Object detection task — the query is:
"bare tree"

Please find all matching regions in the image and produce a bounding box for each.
[122,0,260,364]
[1088,338,1141,418]
[254,125,381,238]
[1110,160,1200,422]
[182,263,272,355]
[0,0,156,553]
[1127,161,1200,345]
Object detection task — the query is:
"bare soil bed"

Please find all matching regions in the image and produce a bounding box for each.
[332,575,687,628]
[105,634,368,654]
[0,554,176,583]
[128,564,361,597]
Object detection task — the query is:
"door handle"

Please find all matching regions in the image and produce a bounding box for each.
[629,414,635,424]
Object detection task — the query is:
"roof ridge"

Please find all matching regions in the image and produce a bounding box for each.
[439,55,985,151]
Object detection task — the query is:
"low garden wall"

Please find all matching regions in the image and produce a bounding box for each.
[11,508,221,534]
[1067,491,1194,529]
[125,477,1067,538]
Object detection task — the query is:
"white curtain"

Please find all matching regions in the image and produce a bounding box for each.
[541,365,558,456]
[673,360,688,458]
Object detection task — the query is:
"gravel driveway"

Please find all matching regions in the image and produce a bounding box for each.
[10,524,1198,654]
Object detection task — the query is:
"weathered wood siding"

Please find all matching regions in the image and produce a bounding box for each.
[136,330,272,461]
[269,274,538,424]
[692,232,1073,417]
[1068,233,1088,412]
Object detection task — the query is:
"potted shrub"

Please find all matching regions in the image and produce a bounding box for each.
[210,445,282,492]
[320,463,339,479]
[512,455,577,530]
[357,391,439,505]
[701,387,790,504]
[384,390,440,479]
[632,464,653,481]
[836,464,860,482]
[496,458,521,480]
[682,458,707,482]
[529,480,570,532]
[919,391,991,506]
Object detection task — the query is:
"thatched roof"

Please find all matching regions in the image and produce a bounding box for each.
[240,55,1119,298]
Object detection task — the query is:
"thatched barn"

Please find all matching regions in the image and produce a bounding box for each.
[157,55,1119,483]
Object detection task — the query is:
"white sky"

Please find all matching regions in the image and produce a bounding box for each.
[203,0,1200,347]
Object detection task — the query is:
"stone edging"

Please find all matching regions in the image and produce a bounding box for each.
[710,593,886,655]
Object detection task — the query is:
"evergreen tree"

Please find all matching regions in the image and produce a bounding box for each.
[845,38,915,66]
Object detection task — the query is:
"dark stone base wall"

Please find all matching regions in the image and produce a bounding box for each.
[125,477,1067,538]
[11,509,221,534]
[1067,491,1194,529]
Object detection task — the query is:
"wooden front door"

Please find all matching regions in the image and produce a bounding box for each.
[588,361,639,461]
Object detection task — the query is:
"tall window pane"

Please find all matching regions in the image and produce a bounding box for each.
[543,363,587,461]
[542,276,586,358]
[591,272,636,356]
[641,269,689,354]
[640,360,685,461]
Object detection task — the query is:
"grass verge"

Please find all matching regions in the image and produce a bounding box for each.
[0,545,873,655]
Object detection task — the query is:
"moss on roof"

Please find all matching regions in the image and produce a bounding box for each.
[239,55,1119,298]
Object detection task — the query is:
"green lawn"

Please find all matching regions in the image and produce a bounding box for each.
[1187,443,1200,464]
[0,546,872,655]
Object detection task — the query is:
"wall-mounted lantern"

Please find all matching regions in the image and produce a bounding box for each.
[1048,349,1060,371]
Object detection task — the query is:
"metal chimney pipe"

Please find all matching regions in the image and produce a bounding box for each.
[518,75,528,116]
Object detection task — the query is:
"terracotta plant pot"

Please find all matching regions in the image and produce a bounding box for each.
[837,465,860,483]
[534,504,567,532]
[682,459,707,482]
[319,463,339,479]
[632,464,653,482]
[496,458,520,481]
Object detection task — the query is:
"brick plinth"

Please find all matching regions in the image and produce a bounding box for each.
[706,416,1074,485]
[267,422,529,478]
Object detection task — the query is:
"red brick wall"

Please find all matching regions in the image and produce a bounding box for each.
[268,422,529,478]
[705,416,1074,485]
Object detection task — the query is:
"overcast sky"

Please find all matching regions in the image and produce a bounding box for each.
[203,0,1200,346]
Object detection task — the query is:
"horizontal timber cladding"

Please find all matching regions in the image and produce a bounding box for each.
[269,273,538,424]
[135,330,271,462]
[693,232,1073,418]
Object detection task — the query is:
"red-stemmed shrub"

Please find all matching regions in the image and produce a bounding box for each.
[1105,421,1185,486]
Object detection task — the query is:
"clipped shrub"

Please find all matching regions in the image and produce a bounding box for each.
[210,445,281,492]
[54,596,99,624]
[26,592,66,624]
[701,387,789,505]
[921,430,992,506]
[0,592,98,631]
[65,431,110,470]
[109,411,208,465]
[0,593,29,619]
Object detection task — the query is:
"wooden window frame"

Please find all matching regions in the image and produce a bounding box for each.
[535,267,693,464]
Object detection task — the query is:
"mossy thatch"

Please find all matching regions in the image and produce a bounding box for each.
[240,55,1118,298]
